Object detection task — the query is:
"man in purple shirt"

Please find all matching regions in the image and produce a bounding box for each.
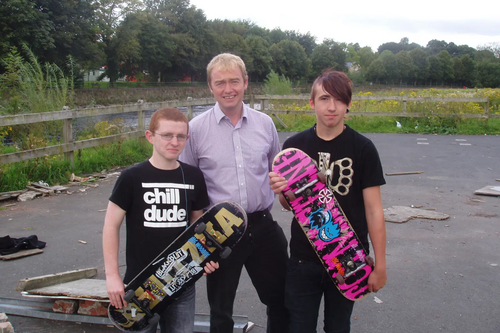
[180,53,289,333]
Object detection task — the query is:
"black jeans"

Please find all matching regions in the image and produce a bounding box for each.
[285,257,354,333]
[206,209,289,333]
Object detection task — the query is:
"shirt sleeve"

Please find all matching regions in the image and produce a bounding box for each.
[109,168,134,212]
[192,170,210,211]
[360,141,386,189]
[179,127,198,167]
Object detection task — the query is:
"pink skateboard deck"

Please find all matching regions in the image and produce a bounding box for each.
[273,148,373,301]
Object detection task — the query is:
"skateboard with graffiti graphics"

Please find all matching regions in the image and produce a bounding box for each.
[108,201,247,331]
[272,148,374,301]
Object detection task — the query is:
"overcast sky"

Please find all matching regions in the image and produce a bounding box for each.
[189,0,500,52]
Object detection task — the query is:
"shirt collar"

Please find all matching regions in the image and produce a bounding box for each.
[214,102,248,124]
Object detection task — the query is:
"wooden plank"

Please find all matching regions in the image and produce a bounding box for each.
[0,249,43,261]
[15,268,98,291]
[23,279,109,300]
[385,171,424,176]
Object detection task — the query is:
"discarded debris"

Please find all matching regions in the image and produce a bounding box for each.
[18,191,41,202]
[385,171,424,176]
[78,240,87,244]
[384,206,450,223]
[26,185,54,196]
[490,264,498,267]
[373,296,383,304]
[70,173,91,182]
[474,185,500,197]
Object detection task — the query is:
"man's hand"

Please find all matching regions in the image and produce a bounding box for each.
[203,261,219,275]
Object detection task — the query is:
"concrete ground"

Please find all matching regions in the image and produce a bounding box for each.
[1,132,499,333]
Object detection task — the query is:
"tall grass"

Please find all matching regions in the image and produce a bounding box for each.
[263,71,293,95]
[0,45,74,115]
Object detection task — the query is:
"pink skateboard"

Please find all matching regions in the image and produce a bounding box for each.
[273,148,374,301]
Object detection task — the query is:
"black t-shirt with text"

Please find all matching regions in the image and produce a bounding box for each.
[109,160,209,283]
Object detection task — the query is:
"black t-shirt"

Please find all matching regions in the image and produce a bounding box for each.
[282,125,385,263]
[109,160,209,283]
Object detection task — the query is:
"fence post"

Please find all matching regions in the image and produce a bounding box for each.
[250,94,255,109]
[484,97,490,125]
[62,118,74,166]
[261,99,267,112]
[403,98,407,113]
[187,97,193,120]
[137,100,145,142]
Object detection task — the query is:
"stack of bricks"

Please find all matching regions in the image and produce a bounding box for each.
[0,313,14,333]
[52,300,109,317]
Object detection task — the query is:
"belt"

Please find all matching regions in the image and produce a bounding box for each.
[246,209,270,220]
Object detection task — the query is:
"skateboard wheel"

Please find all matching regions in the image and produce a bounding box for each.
[317,172,327,183]
[335,274,345,285]
[365,255,375,267]
[123,289,135,302]
[220,247,232,259]
[285,190,296,202]
[195,222,206,234]
[149,313,160,326]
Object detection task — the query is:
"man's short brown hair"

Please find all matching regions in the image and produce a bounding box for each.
[149,107,189,133]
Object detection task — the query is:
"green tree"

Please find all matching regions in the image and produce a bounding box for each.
[460,54,477,87]
[395,50,415,85]
[285,31,317,56]
[366,58,386,83]
[269,40,309,81]
[428,55,442,85]
[437,50,454,84]
[310,44,336,77]
[477,62,500,87]
[269,28,287,44]
[379,50,398,83]
[409,48,429,86]
[245,35,272,82]
[358,46,377,69]
[426,39,448,55]
[452,57,465,86]
[323,39,348,72]
[0,0,54,72]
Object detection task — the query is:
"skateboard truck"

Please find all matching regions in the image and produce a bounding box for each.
[123,290,160,327]
[194,222,232,259]
[286,172,327,202]
[334,255,375,285]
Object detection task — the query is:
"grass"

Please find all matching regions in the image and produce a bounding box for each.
[0,139,152,192]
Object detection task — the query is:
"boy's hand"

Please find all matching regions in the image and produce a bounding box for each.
[203,261,219,275]
[106,274,127,308]
[269,172,287,194]
[368,266,387,293]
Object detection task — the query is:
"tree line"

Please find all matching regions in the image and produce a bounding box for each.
[1,0,500,88]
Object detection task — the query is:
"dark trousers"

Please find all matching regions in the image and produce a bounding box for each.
[206,209,289,333]
[285,257,354,333]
